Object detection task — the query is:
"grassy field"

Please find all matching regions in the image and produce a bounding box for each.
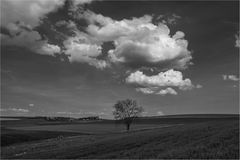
[1,115,239,159]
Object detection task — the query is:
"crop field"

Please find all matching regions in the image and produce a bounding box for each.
[1,115,239,159]
[9,123,174,134]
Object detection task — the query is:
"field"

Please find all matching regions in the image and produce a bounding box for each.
[1,114,239,159]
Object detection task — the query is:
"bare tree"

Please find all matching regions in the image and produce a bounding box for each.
[113,99,143,131]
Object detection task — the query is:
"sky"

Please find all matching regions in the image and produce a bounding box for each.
[1,0,239,118]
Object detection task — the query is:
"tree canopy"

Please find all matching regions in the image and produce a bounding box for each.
[113,99,143,130]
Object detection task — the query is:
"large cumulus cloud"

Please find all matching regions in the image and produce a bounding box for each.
[83,12,192,69]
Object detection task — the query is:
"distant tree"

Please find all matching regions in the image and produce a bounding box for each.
[113,99,143,131]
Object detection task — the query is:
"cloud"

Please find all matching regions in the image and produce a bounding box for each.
[136,87,155,94]
[1,0,93,27]
[195,84,203,89]
[157,111,164,116]
[1,26,61,56]
[11,108,29,113]
[156,13,181,25]
[38,43,61,55]
[84,12,192,69]
[63,12,191,70]
[29,104,35,107]
[65,11,191,70]
[56,111,106,116]
[63,34,108,69]
[1,0,65,27]
[235,33,240,48]
[110,29,191,69]
[126,69,194,90]
[0,108,7,112]
[86,13,155,41]
[73,0,94,5]
[0,0,93,59]
[57,111,82,115]
[0,108,29,113]
[1,2,62,56]
[222,74,239,81]
[136,87,178,95]
[156,87,178,95]
[126,69,202,95]
[222,75,227,80]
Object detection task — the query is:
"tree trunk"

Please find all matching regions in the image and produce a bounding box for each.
[126,123,130,131]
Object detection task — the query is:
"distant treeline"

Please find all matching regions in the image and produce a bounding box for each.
[44,116,100,121]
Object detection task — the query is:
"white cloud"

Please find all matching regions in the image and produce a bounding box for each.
[126,69,194,90]
[222,75,228,80]
[0,108,7,112]
[157,111,164,116]
[222,74,239,81]
[73,0,94,5]
[235,33,240,48]
[0,108,29,113]
[29,104,35,107]
[57,111,82,115]
[1,0,64,57]
[86,13,155,42]
[59,11,193,70]
[1,0,65,27]
[1,27,61,56]
[136,87,155,94]
[195,84,203,89]
[1,26,40,46]
[83,12,192,69]
[2,20,105,69]
[126,69,203,95]
[1,0,95,29]
[11,108,29,113]
[64,37,101,59]
[37,43,61,55]
[227,75,239,81]
[136,86,178,95]
[63,35,108,69]
[156,87,177,95]
[108,26,191,69]
[1,0,93,59]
